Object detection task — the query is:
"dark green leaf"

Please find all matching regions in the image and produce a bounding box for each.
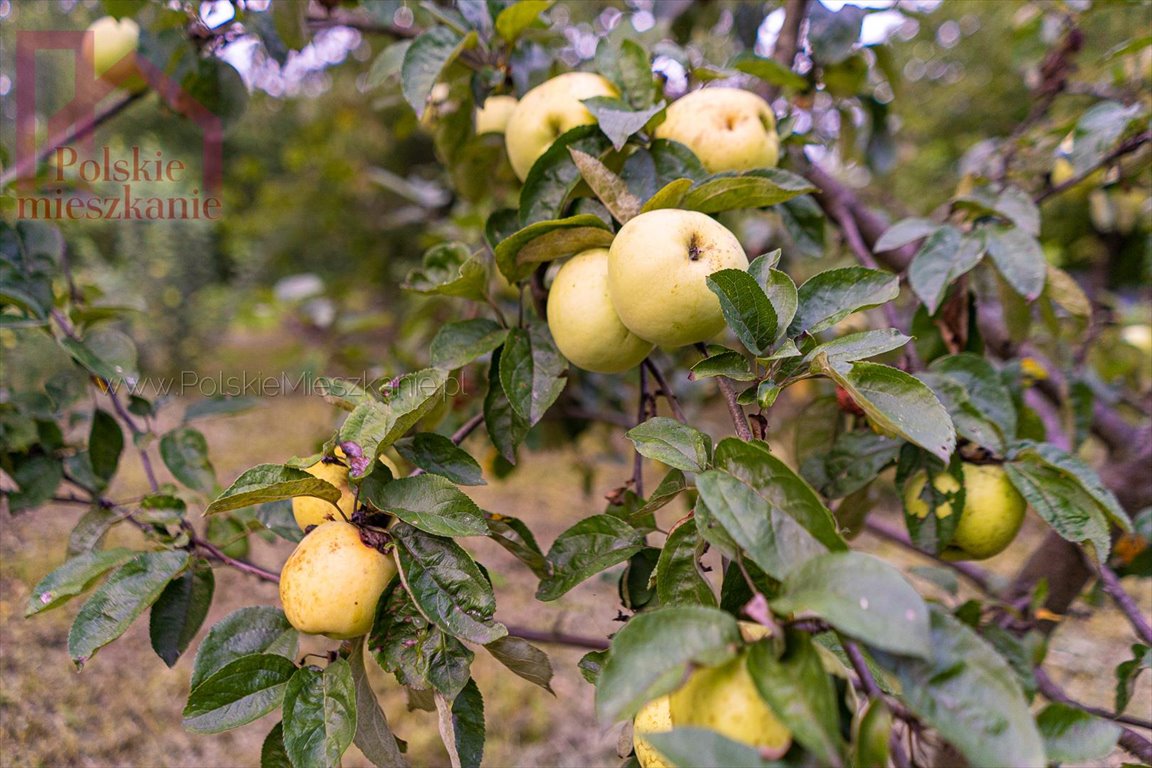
[350,638,409,768]
[773,551,930,658]
[261,722,291,768]
[808,1,865,65]
[150,560,214,668]
[706,269,778,355]
[362,474,488,537]
[499,326,566,426]
[485,635,554,693]
[401,27,468,117]
[88,408,123,483]
[484,348,530,463]
[1037,704,1120,763]
[395,433,485,486]
[645,728,778,768]
[24,547,137,616]
[680,169,815,214]
[1005,449,1113,560]
[485,512,548,577]
[929,354,1017,444]
[1115,644,1151,713]
[595,606,741,721]
[625,417,712,473]
[655,516,716,607]
[800,430,901,499]
[802,329,911,367]
[537,514,645,601]
[853,698,892,768]
[282,661,357,768]
[183,653,298,734]
[444,678,485,768]
[206,463,341,515]
[790,267,900,336]
[578,650,608,685]
[778,196,827,259]
[430,319,508,370]
[908,227,984,315]
[495,214,615,283]
[519,125,613,226]
[190,606,298,691]
[160,426,216,494]
[258,499,304,543]
[68,550,189,667]
[691,349,755,381]
[394,523,506,644]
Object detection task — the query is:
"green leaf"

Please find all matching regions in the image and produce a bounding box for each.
[1115,644,1151,713]
[339,368,451,476]
[873,607,1046,768]
[728,52,807,90]
[772,551,931,658]
[261,722,291,768]
[908,227,984,315]
[484,347,530,463]
[370,581,474,699]
[1037,703,1120,763]
[494,214,614,283]
[680,169,815,214]
[401,27,472,117]
[1068,100,1144,173]
[992,186,1041,236]
[395,433,485,486]
[778,196,826,259]
[24,547,137,616]
[60,331,138,385]
[282,661,357,768]
[150,560,214,668]
[519,125,613,226]
[494,0,553,42]
[583,97,666,152]
[853,698,892,768]
[499,325,566,426]
[362,474,488,537]
[691,349,755,381]
[985,225,1046,301]
[640,178,694,212]
[206,464,341,516]
[928,354,1017,444]
[68,550,189,667]
[802,329,911,367]
[536,514,645,601]
[874,218,939,252]
[790,267,900,336]
[595,607,741,721]
[712,439,846,551]
[183,653,298,734]
[645,728,777,768]
[801,430,901,499]
[655,517,716,607]
[747,632,844,767]
[749,264,798,343]
[88,408,123,484]
[706,269,778,355]
[815,359,956,462]
[394,523,507,644]
[485,635,554,693]
[350,639,409,768]
[438,678,485,768]
[403,243,488,301]
[160,426,217,494]
[625,417,712,473]
[430,319,507,370]
[190,606,299,691]
[808,1,865,65]
[696,470,828,580]
[184,396,259,421]
[485,512,548,576]
[569,147,643,222]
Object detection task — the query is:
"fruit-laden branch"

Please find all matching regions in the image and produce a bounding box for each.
[1035,668,1152,763]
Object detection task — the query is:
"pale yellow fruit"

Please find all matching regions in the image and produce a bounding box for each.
[82,16,146,92]
[633,695,673,768]
[504,72,618,180]
[476,95,519,135]
[738,621,770,642]
[904,463,1026,561]
[547,249,653,373]
[608,209,749,348]
[654,88,779,173]
[279,521,397,639]
[293,459,356,531]
[1121,324,1152,354]
[668,652,791,753]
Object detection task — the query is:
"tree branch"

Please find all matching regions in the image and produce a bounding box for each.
[1088,554,1152,645]
[642,357,688,423]
[1035,129,1151,204]
[864,518,994,594]
[633,363,650,497]
[504,624,609,651]
[694,344,752,440]
[1035,667,1152,762]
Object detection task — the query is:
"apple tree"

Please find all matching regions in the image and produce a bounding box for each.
[4,1,1151,767]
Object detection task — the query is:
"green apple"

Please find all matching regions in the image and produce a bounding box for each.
[280,521,397,639]
[82,16,147,92]
[504,72,618,180]
[653,87,779,173]
[476,95,519,135]
[547,248,653,373]
[903,463,1027,561]
[608,209,748,348]
[632,695,672,768]
[668,651,791,755]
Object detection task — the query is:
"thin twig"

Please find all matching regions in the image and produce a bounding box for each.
[696,343,754,440]
[1034,667,1152,730]
[642,357,688,423]
[194,535,281,583]
[1036,129,1151,204]
[633,364,649,497]
[504,624,609,651]
[841,634,881,698]
[864,518,994,595]
[1036,667,1152,763]
[1087,553,1152,645]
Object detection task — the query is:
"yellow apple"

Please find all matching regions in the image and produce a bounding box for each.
[292,459,356,531]
[476,95,519,135]
[82,16,147,92]
[668,651,791,755]
[903,463,1027,561]
[547,248,653,373]
[608,209,748,348]
[504,72,618,180]
[653,88,779,173]
[279,521,397,639]
[633,695,673,768]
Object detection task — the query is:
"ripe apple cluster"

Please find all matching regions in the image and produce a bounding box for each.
[479,74,783,373]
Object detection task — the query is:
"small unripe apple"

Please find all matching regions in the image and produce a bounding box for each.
[279,521,397,639]
[547,248,653,373]
[632,695,672,768]
[903,463,1027,561]
[475,95,519,135]
[82,16,147,92]
[653,88,779,173]
[292,459,356,531]
[668,651,791,754]
[608,209,749,348]
[504,72,618,180]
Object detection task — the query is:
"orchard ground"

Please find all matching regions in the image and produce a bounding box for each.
[1,350,1148,767]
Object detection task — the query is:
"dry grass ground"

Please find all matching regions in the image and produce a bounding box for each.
[1,394,1148,767]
